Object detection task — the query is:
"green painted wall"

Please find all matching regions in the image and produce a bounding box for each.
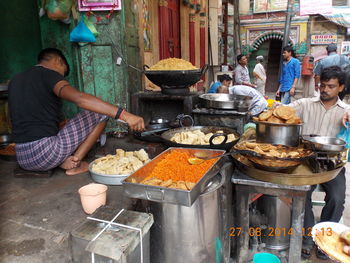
[1,1,139,131]
[0,1,42,83]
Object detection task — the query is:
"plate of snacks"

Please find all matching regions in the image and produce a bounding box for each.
[312,222,350,263]
[89,149,150,185]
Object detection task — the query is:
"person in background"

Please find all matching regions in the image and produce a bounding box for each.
[289,66,350,260]
[276,46,300,104]
[314,43,350,99]
[227,85,267,116]
[8,48,144,176]
[208,74,232,93]
[314,43,350,92]
[234,54,257,89]
[253,55,266,95]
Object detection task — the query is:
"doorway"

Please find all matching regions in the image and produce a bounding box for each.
[248,39,283,94]
[158,0,181,59]
[266,39,283,93]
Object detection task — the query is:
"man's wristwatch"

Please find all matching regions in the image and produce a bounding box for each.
[114,108,125,120]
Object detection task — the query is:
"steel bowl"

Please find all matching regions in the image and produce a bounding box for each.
[255,121,302,147]
[150,118,170,125]
[302,136,346,152]
[199,93,252,110]
[0,134,13,148]
[88,161,129,185]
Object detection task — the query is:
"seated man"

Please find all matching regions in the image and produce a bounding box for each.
[207,74,232,93]
[8,48,144,176]
[227,85,267,116]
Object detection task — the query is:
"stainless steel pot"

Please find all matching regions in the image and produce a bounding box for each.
[302,135,346,152]
[199,94,252,110]
[140,162,233,263]
[255,121,302,147]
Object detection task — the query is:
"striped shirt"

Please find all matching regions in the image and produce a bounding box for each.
[289,96,350,137]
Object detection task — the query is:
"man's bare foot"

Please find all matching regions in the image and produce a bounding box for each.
[60,156,80,170]
[65,161,89,176]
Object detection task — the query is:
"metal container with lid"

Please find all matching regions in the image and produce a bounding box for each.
[140,162,233,263]
[255,121,302,147]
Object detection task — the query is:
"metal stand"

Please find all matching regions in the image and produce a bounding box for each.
[232,169,311,263]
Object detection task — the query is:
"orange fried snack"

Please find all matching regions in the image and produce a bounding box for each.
[144,150,217,184]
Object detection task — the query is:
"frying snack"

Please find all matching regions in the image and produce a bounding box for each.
[267,115,284,124]
[274,106,296,120]
[91,149,150,175]
[256,106,301,125]
[235,141,312,159]
[315,231,350,263]
[138,150,217,190]
[149,58,198,71]
[170,129,236,145]
[259,110,273,121]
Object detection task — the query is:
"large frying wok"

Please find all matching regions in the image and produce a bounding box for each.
[143,64,209,88]
[160,126,240,151]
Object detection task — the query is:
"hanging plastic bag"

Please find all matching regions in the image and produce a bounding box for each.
[70,17,96,43]
[336,122,350,161]
[84,16,99,37]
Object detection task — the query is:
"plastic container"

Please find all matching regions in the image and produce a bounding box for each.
[253,253,280,263]
[78,183,107,214]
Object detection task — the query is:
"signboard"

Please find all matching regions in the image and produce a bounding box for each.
[300,0,332,16]
[341,41,350,54]
[310,35,337,45]
[78,0,121,11]
[254,0,288,13]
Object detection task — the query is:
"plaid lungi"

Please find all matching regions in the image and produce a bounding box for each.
[16,110,107,171]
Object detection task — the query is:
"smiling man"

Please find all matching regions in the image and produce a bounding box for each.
[289,66,350,260]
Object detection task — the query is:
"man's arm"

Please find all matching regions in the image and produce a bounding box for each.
[290,60,301,96]
[53,80,144,131]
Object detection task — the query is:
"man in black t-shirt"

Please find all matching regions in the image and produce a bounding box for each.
[8,48,144,175]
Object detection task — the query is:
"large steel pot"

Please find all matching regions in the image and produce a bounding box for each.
[161,126,240,151]
[199,93,252,110]
[255,121,302,147]
[140,162,233,263]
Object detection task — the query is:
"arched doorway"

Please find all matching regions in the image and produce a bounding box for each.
[248,33,291,93]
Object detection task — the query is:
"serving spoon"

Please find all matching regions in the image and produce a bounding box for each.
[188,150,236,165]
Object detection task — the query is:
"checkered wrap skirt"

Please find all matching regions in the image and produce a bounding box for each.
[16,110,107,171]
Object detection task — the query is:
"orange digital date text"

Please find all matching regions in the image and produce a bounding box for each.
[229,227,333,237]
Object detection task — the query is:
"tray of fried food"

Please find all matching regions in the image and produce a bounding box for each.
[234,141,314,168]
[253,106,302,125]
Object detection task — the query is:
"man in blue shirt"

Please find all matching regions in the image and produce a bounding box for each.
[276,46,301,104]
[208,74,232,93]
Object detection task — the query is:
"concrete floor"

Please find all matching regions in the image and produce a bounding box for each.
[0,144,349,263]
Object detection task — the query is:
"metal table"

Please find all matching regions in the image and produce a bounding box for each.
[232,169,311,263]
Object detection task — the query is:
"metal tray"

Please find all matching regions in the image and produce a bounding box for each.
[122,147,226,207]
[232,155,345,186]
[88,161,129,185]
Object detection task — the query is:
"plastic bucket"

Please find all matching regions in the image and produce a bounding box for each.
[253,253,281,263]
[78,183,107,214]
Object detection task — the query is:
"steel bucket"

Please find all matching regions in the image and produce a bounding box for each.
[141,163,233,263]
[258,195,291,250]
[255,121,302,147]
